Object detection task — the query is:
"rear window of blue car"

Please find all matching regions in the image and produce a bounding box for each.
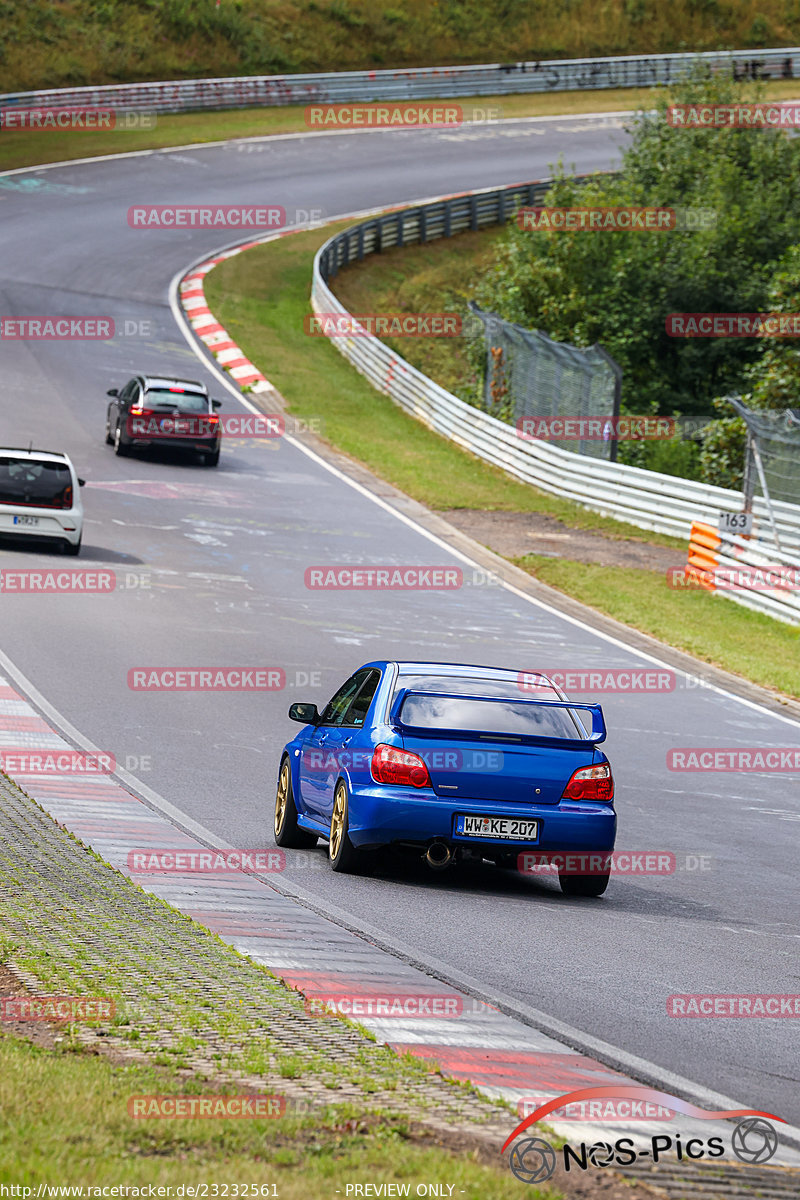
[394,676,582,740]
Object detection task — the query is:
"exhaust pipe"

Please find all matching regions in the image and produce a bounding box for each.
[425,840,453,871]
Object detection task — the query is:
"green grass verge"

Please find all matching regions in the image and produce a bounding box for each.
[0,1035,549,1196]
[0,779,500,1106]
[327,220,705,482]
[0,774,540,1190]
[329,226,503,402]
[4,80,800,173]
[519,556,800,698]
[7,0,800,93]
[205,226,680,545]
[204,223,800,699]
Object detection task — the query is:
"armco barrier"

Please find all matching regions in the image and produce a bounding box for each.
[686,521,800,625]
[1,47,799,114]
[310,178,800,572]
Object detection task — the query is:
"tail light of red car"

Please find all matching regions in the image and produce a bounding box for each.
[561,762,614,802]
[371,744,431,789]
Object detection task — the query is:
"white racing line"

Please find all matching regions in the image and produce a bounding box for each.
[3,135,800,1159]
[169,209,800,730]
[168,207,800,1150]
[0,109,636,180]
[2,641,800,1163]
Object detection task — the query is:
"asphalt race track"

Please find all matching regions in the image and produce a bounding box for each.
[1,114,798,1125]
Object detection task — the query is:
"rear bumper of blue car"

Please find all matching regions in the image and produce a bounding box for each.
[346,783,615,851]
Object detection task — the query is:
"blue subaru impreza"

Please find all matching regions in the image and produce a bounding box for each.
[274,660,616,895]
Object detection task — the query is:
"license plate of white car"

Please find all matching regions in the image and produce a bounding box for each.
[455,814,538,840]
[13,515,40,526]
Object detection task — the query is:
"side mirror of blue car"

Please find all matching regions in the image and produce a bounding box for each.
[289,702,320,725]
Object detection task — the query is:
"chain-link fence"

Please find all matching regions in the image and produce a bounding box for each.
[729,396,800,507]
[467,302,622,460]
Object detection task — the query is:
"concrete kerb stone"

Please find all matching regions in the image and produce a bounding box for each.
[0,767,513,1142]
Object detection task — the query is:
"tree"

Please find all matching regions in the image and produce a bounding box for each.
[701,243,800,486]
[475,70,800,428]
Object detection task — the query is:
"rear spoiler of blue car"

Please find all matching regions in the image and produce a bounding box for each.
[389,690,607,747]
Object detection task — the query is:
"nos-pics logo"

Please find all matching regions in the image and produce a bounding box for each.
[503,1086,783,1184]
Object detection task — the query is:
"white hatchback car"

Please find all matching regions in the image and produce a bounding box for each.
[0,449,85,556]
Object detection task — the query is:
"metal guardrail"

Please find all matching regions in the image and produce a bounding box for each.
[1,48,799,114]
[687,522,800,625]
[311,179,800,589]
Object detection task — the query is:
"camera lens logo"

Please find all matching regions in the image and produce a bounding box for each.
[509,1137,557,1183]
[587,1141,615,1166]
[731,1117,778,1164]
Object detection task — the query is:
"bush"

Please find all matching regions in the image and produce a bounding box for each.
[699,413,747,489]
[618,433,703,479]
[703,242,800,484]
[475,71,800,423]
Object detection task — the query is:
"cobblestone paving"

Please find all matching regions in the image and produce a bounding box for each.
[0,770,509,1138]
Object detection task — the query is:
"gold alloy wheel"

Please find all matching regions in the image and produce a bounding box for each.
[329,785,346,860]
[275,762,289,836]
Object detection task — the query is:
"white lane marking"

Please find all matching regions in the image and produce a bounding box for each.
[0,176,91,193]
[746,807,800,820]
[0,699,42,715]
[186,572,249,582]
[0,731,65,747]
[4,135,800,1143]
[0,108,641,179]
[0,648,232,847]
[168,230,800,733]
[184,533,227,546]
[439,128,548,140]
[1,641,799,1151]
[110,519,180,530]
